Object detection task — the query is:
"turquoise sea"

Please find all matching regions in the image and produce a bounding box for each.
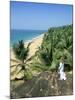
[11,30,47,44]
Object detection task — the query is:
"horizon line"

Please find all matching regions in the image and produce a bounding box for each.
[11,24,72,30]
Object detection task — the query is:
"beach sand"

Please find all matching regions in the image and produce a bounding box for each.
[11,34,44,61]
[10,34,44,80]
[26,34,44,59]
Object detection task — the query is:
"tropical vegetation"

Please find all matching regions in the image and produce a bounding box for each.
[33,24,73,71]
[12,24,73,80]
[13,40,32,80]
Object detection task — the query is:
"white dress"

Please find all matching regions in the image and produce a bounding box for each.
[58,62,67,80]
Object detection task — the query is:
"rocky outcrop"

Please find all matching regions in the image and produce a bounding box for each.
[10,71,73,99]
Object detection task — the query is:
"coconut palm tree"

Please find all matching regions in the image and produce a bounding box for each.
[12,40,32,80]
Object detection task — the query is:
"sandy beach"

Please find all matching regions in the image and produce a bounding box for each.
[11,33,44,61]
[10,34,44,80]
[25,34,44,59]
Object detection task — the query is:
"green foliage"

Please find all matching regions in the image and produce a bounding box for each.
[24,70,33,80]
[13,40,29,62]
[37,25,73,71]
[13,40,32,80]
[12,25,73,81]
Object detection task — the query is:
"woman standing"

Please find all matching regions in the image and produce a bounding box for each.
[58,57,67,80]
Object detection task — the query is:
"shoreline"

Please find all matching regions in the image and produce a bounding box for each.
[10,33,45,80]
[11,33,45,47]
[11,33,45,59]
[24,33,45,46]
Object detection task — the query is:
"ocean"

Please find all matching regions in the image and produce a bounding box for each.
[10,30,47,44]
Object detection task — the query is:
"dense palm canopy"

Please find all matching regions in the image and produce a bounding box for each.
[37,25,73,71]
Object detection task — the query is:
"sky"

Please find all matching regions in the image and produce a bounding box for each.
[10,1,73,30]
